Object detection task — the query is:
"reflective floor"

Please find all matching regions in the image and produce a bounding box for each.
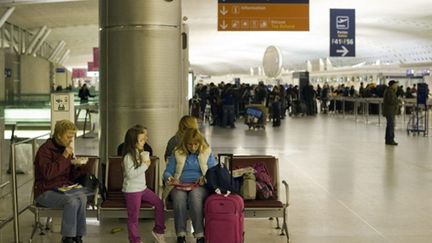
[1,113,431,243]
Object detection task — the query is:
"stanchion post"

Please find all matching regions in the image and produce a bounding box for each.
[10,143,22,243]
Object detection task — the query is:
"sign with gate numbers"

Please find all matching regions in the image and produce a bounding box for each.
[218,0,309,31]
[330,9,355,57]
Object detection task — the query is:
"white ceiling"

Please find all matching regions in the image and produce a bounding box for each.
[1,0,431,76]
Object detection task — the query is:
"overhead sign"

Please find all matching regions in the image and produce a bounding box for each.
[218,0,309,31]
[72,68,87,78]
[330,9,355,57]
[56,67,66,73]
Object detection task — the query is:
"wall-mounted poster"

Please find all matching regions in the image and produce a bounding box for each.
[53,94,70,111]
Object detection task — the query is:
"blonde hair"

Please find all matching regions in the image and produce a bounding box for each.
[53,120,77,138]
[177,115,198,136]
[176,128,208,154]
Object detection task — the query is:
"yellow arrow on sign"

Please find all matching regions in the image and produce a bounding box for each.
[220,20,228,30]
[220,6,228,15]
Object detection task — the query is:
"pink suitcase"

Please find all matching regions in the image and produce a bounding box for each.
[204,194,244,243]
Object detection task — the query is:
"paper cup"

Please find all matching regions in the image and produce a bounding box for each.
[140,151,150,162]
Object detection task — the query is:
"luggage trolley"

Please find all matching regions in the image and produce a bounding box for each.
[407,83,429,136]
[245,104,267,129]
[407,105,428,136]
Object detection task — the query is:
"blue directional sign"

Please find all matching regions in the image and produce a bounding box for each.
[330,9,355,57]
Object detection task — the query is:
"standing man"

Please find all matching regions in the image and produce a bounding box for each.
[383,80,399,145]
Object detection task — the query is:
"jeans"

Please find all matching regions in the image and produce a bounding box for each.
[385,115,395,143]
[124,188,165,243]
[170,186,208,238]
[222,105,235,127]
[36,188,91,237]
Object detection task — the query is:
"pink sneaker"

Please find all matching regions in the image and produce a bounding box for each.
[151,231,166,243]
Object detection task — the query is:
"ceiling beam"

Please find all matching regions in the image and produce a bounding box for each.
[58,49,70,65]
[3,28,19,53]
[26,25,47,54]
[0,6,14,28]
[30,27,51,56]
[48,40,65,61]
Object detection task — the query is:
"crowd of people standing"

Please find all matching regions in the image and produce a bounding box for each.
[189,81,423,125]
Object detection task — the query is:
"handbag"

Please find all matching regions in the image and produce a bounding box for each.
[74,172,99,191]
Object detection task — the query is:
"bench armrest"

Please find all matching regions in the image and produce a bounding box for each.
[282,180,289,208]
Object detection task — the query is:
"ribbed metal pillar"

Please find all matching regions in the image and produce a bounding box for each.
[99,0,182,164]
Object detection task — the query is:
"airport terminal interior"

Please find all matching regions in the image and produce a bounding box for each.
[0,0,432,243]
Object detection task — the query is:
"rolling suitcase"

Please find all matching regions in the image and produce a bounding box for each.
[204,193,244,243]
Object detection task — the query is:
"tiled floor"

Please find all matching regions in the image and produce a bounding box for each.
[1,113,431,243]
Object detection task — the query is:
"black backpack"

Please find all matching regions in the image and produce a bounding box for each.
[205,154,240,194]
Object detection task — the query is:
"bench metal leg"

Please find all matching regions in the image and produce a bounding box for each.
[44,217,51,231]
[280,207,289,242]
[275,217,281,229]
[29,210,45,243]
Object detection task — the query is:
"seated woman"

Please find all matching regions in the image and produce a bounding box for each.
[164,115,199,162]
[34,120,92,243]
[162,128,217,243]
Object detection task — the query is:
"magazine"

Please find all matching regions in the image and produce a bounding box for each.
[54,183,83,193]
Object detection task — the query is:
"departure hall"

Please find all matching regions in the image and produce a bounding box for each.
[0,0,431,243]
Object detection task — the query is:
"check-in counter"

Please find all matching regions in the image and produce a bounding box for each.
[328,96,431,125]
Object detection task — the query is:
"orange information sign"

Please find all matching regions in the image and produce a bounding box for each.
[218,1,309,31]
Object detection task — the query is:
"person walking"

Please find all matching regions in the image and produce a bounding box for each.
[383,80,399,145]
[78,84,95,103]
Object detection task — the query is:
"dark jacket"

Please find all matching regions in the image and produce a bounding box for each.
[33,138,80,198]
[78,88,94,102]
[383,87,399,116]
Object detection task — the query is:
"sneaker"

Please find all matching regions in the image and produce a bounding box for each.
[176,236,186,243]
[61,237,75,243]
[385,141,398,146]
[196,237,205,243]
[152,231,166,243]
[73,236,83,243]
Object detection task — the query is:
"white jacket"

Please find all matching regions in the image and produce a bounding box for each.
[122,152,148,193]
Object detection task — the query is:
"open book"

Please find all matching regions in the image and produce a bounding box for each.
[54,183,83,193]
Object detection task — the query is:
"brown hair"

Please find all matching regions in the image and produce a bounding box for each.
[123,124,147,169]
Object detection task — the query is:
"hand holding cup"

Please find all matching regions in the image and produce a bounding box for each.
[140,151,151,167]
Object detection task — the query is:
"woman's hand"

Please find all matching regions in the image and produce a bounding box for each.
[64,146,73,158]
[167,176,177,186]
[196,176,206,186]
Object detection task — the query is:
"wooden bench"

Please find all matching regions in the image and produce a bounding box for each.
[98,156,160,219]
[231,155,289,242]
